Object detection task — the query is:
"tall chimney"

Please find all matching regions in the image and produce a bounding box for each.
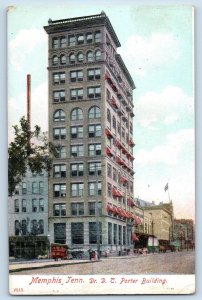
[27,74,31,127]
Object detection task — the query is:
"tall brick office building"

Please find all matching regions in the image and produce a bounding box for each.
[44,11,136,253]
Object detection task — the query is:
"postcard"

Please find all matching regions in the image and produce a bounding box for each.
[8,4,195,295]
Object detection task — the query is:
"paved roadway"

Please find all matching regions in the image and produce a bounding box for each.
[11,251,194,275]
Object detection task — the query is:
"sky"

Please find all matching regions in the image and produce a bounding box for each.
[7,4,195,220]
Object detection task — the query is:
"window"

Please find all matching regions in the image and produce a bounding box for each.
[87,68,101,81]
[71,163,84,177]
[122,127,125,139]
[52,55,58,65]
[117,122,121,135]
[88,124,101,138]
[95,31,101,43]
[88,143,101,156]
[32,199,38,212]
[39,198,44,212]
[53,184,66,197]
[69,53,76,64]
[77,52,84,62]
[60,36,66,48]
[71,203,84,216]
[39,182,44,194]
[14,199,19,213]
[130,122,133,134]
[113,168,117,182]
[107,182,112,197]
[95,50,101,61]
[56,146,66,159]
[88,162,101,176]
[54,223,66,244]
[70,70,83,82]
[31,220,38,235]
[86,32,93,43]
[107,163,112,177]
[118,225,122,245]
[88,106,101,119]
[107,109,111,124]
[123,226,126,245]
[70,88,83,100]
[88,202,96,215]
[107,89,111,101]
[71,145,84,157]
[89,222,102,244]
[53,72,65,84]
[32,182,37,194]
[69,35,76,46]
[77,34,84,44]
[71,183,84,197]
[113,224,117,244]
[21,220,27,235]
[60,54,66,65]
[71,223,84,244]
[53,109,65,122]
[112,116,116,130]
[53,204,66,216]
[88,86,101,98]
[22,182,27,194]
[71,108,83,120]
[22,199,26,212]
[38,220,44,234]
[14,184,19,195]
[52,37,59,49]
[87,51,94,62]
[71,126,83,138]
[88,182,102,196]
[53,164,66,178]
[53,128,66,140]
[15,220,21,236]
[53,90,65,102]
[108,222,112,244]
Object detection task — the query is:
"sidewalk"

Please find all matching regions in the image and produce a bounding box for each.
[9,253,154,273]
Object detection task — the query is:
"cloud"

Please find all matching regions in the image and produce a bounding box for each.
[8,81,48,143]
[135,85,194,128]
[9,28,47,70]
[118,32,180,76]
[135,128,194,166]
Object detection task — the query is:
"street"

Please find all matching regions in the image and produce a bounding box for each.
[11,250,194,275]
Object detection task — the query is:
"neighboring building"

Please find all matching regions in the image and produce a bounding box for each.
[44,11,136,253]
[134,198,173,242]
[8,169,48,258]
[174,219,195,249]
[143,204,173,242]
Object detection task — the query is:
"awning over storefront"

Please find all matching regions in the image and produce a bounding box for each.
[131,233,139,241]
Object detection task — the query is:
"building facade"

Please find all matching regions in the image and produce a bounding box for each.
[44,11,136,253]
[8,168,48,258]
[174,219,195,249]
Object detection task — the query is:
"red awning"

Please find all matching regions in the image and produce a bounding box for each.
[131,233,139,241]
[116,156,122,164]
[105,73,113,85]
[111,97,119,109]
[106,147,113,157]
[105,128,113,138]
[112,188,122,197]
[120,176,127,183]
[106,204,111,212]
[112,206,119,214]
[127,198,135,207]
[115,139,121,148]
[122,210,128,218]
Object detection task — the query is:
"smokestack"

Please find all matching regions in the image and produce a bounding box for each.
[27,74,31,127]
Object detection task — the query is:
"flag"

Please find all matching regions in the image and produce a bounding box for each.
[164,183,168,192]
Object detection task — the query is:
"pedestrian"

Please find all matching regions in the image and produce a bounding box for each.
[88,248,92,261]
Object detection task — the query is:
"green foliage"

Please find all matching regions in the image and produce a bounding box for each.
[8,116,57,196]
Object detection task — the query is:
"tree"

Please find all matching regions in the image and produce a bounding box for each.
[8,116,57,196]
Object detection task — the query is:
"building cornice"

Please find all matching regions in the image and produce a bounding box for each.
[44,11,121,48]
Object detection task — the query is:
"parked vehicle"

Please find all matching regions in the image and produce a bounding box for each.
[50,243,69,260]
